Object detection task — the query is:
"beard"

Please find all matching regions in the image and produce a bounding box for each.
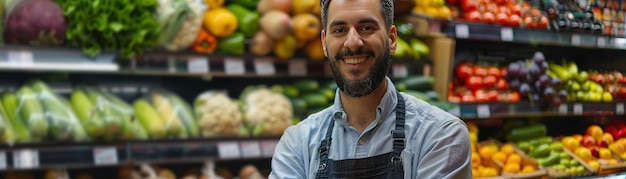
[328,45,391,97]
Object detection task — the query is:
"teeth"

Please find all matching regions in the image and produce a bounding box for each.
[344,57,366,64]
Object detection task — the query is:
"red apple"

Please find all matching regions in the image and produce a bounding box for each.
[589,146,600,158]
[597,133,615,147]
[580,135,596,148]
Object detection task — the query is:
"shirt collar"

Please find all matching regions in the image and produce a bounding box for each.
[331,76,399,126]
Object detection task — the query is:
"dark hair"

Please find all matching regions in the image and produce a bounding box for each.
[320,0,394,32]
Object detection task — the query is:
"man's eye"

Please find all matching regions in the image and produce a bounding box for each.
[361,26,375,31]
[333,28,345,33]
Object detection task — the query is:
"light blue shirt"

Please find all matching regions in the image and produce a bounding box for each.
[269,77,472,179]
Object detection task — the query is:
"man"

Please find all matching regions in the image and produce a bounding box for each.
[269,0,472,178]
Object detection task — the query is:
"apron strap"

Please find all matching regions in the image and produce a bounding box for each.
[317,117,335,176]
[391,91,406,164]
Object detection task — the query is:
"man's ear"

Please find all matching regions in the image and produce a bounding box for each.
[321,30,328,57]
[389,25,397,54]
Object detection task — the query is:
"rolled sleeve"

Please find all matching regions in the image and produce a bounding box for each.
[414,120,473,179]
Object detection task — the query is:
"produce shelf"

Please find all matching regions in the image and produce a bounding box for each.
[451,101,626,119]
[0,45,118,72]
[0,137,279,171]
[416,17,626,50]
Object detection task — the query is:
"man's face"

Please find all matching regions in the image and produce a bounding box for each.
[321,0,397,97]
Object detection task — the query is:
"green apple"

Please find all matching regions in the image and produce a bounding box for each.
[560,151,570,159]
[575,165,586,175]
[569,159,580,167]
[560,158,571,167]
[551,141,563,151]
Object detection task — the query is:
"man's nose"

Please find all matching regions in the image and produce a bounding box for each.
[343,28,363,52]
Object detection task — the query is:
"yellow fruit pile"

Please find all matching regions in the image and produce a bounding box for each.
[472,143,500,178]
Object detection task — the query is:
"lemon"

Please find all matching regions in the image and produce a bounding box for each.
[503,162,521,174]
[507,153,522,164]
[521,164,536,173]
[492,152,507,164]
[500,143,516,156]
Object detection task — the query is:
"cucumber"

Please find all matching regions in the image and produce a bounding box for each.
[293,80,319,93]
[302,93,328,109]
[538,151,561,167]
[282,85,299,98]
[529,143,551,158]
[401,76,435,91]
[506,123,547,142]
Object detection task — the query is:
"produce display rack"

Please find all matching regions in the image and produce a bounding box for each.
[0,137,279,172]
[451,101,626,120]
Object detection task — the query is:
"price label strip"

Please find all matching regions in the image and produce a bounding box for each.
[455,24,470,39]
[392,64,408,78]
[500,27,514,42]
[288,59,307,76]
[476,104,490,118]
[617,103,624,115]
[558,104,568,115]
[7,50,34,67]
[187,57,209,74]
[240,141,261,158]
[217,141,240,159]
[93,147,118,165]
[260,140,278,157]
[224,58,245,75]
[254,58,276,75]
[571,34,581,46]
[597,37,606,48]
[573,103,583,115]
[13,149,38,169]
[0,151,6,170]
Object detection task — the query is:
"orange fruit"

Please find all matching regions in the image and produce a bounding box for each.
[520,164,536,173]
[491,152,507,164]
[480,167,499,177]
[471,152,482,168]
[503,162,521,173]
[472,168,480,178]
[507,153,522,164]
[479,145,498,161]
[500,144,516,156]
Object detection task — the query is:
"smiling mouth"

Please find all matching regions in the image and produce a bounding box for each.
[343,56,368,64]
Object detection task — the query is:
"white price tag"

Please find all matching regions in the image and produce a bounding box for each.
[573,103,583,115]
[254,58,275,75]
[217,141,240,159]
[617,103,624,115]
[187,57,209,74]
[500,27,514,41]
[224,58,245,75]
[558,104,568,115]
[392,64,408,78]
[455,24,470,38]
[0,151,6,170]
[7,50,34,67]
[476,104,490,118]
[597,37,606,48]
[93,147,118,165]
[288,59,307,76]
[240,141,261,158]
[571,34,581,46]
[13,149,38,169]
[260,140,278,157]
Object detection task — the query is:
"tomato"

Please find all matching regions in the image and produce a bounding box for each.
[474,89,490,102]
[483,75,497,88]
[456,63,474,79]
[461,0,480,12]
[496,12,509,25]
[524,16,536,28]
[486,66,501,76]
[494,0,508,5]
[496,78,508,91]
[461,92,476,103]
[530,8,541,17]
[448,94,461,103]
[466,76,484,91]
[509,14,521,27]
[486,3,499,14]
[509,4,522,16]
[483,12,496,24]
[537,16,549,29]
[487,90,499,102]
[500,66,508,77]
[507,91,521,102]
[473,66,487,76]
[498,6,510,15]
[466,10,482,22]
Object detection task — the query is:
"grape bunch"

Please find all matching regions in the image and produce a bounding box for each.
[506,52,569,109]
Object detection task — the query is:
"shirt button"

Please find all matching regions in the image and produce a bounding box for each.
[358,138,366,145]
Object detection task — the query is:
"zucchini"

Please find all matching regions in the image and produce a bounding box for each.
[506,123,547,142]
[293,80,319,93]
[401,76,434,91]
[302,93,328,109]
